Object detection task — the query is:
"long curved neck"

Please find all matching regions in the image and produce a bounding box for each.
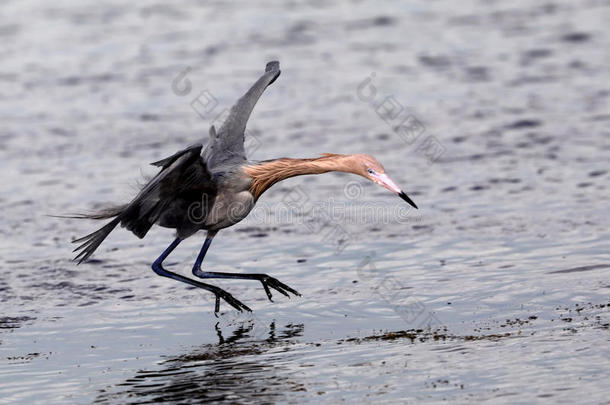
[243,154,357,200]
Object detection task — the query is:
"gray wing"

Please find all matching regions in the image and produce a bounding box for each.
[203,61,281,169]
[121,144,215,238]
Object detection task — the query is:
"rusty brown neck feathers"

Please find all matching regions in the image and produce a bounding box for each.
[243,154,363,200]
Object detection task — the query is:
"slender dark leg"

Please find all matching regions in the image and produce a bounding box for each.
[191,233,301,302]
[152,238,251,313]
[192,232,215,271]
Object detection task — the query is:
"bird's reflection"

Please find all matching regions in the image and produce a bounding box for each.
[95,321,305,404]
[213,320,272,345]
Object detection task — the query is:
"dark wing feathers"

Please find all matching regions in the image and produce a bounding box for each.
[72,144,214,262]
[203,61,280,169]
[121,144,208,238]
[150,144,203,168]
[71,61,281,263]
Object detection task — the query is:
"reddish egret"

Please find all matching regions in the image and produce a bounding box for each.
[71,61,418,313]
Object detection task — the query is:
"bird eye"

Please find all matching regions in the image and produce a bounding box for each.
[367,168,375,174]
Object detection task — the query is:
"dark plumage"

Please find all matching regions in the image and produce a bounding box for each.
[69,61,417,313]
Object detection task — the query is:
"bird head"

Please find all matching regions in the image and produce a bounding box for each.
[349,154,418,209]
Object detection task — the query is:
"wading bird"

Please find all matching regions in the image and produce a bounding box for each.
[71,61,418,313]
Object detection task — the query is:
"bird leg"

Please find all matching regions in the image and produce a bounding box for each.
[191,235,301,302]
[152,238,251,313]
[194,270,301,302]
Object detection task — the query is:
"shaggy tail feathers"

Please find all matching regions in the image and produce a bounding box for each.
[58,205,126,264]
[72,217,121,264]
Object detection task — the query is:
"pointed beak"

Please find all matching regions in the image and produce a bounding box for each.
[374,173,418,209]
[398,191,418,209]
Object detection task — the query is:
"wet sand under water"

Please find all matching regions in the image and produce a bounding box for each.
[1,0,610,403]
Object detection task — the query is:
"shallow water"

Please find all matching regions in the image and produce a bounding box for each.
[1,0,609,403]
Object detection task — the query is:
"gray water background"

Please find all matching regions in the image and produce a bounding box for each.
[0,0,609,403]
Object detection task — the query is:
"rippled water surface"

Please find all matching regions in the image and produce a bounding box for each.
[1,0,609,403]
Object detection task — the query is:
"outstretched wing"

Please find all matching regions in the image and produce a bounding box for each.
[121,143,215,238]
[203,61,281,169]
[71,144,214,263]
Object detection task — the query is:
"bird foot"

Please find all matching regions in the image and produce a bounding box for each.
[191,269,301,303]
[257,274,301,302]
[210,286,252,314]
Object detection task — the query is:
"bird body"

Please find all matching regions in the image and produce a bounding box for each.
[70,61,417,313]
